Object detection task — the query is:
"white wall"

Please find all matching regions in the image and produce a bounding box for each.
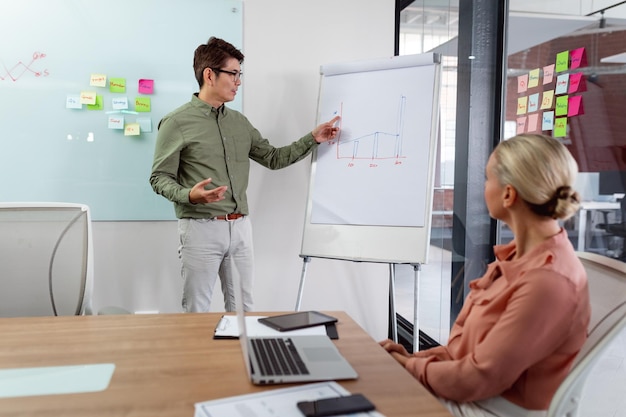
[93,0,395,340]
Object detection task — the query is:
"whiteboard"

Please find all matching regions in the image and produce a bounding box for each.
[300,54,441,264]
[0,0,242,221]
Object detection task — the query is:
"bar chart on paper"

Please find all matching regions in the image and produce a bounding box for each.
[333,96,407,162]
[311,60,437,228]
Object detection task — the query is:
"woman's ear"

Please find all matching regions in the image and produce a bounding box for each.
[502,184,517,208]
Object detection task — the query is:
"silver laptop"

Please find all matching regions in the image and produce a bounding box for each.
[233,275,358,385]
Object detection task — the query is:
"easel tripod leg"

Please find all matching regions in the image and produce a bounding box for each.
[295,256,311,311]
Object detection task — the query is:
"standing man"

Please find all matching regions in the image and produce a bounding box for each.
[150,37,340,313]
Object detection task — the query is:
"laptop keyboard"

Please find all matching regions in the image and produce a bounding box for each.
[251,338,310,376]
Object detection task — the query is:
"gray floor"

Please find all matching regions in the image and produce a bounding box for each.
[395,245,626,416]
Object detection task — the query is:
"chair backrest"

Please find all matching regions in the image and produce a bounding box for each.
[0,202,94,317]
[547,252,626,417]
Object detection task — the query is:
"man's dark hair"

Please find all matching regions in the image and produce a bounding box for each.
[193,37,244,88]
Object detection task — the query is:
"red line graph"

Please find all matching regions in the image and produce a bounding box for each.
[0,51,49,81]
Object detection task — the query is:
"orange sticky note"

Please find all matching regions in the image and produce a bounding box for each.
[567,95,584,117]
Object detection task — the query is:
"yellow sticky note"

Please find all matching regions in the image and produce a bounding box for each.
[90,74,107,87]
[124,123,141,136]
[80,91,97,105]
[528,69,540,88]
[516,96,528,115]
[540,90,554,110]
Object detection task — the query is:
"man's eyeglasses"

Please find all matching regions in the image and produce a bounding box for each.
[210,67,243,81]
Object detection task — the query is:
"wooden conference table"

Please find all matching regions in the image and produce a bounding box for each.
[0,311,452,417]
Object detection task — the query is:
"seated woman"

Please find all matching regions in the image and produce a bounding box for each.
[380,134,591,417]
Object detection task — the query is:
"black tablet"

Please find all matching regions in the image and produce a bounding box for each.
[258,311,337,332]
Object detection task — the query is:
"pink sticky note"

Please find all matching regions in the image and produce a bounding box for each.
[543,64,555,85]
[138,79,154,94]
[568,73,587,94]
[517,74,528,93]
[570,48,588,69]
[516,117,527,134]
[567,95,584,117]
[527,113,539,132]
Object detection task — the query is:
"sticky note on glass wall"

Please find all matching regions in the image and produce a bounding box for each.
[555,51,569,72]
[516,117,527,134]
[112,97,129,110]
[555,95,569,116]
[80,91,97,105]
[137,117,152,133]
[109,78,126,93]
[528,93,539,113]
[135,97,151,112]
[540,90,554,110]
[568,95,584,117]
[554,117,568,137]
[108,115,124,130]
[555,73,569,95]
[517,74,528,93]
[516,96,528,115]
[570,48,588,69]
[90,74,107,87]
[527,114,539,133]
[528,69,540,88]
[124,123,141,136]
[542,111,554,131]
[543,64,555,85]
[66,94,82,109]
[87,95,104,110]
[568,73,587,94]
[138,79,154,94]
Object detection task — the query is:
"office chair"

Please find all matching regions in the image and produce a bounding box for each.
[596,197,626,261]
[547,252,626,417]
[0,202,129,317]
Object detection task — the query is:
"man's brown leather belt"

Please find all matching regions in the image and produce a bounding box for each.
[214,213,244,221]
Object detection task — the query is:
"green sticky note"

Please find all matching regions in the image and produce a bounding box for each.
[135,97,151,112]
[87,95,104,110]
[554,117,567,137]
[555,51,569,72]
[109,78,126,93]
[555,95,568,116]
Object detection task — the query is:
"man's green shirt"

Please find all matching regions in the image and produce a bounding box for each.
[150,94,318,219]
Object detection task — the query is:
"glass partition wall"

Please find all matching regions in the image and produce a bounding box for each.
[396,0,626,351]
